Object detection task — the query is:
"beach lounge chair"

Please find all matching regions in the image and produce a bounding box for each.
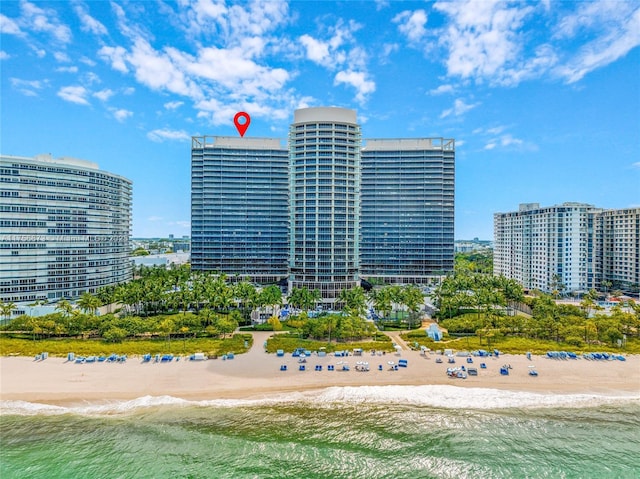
[327,364,335,371]
[467,368,478,376]
[299,364,306,371]
[500,366,509,375]
[378,364,383,371]
[480,362,487,369]
[280,364,287,371]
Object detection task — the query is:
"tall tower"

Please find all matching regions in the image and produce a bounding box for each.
[360,138,455,283]
[288,107,362,302]
[191,136,289,284]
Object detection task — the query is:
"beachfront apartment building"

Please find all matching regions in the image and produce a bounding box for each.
[494,202,639,294]
[596,207,640,291]
[360,138,455,284]
[0,154,132,305]
[191,107,455,301]
[288,107,362,301]
[190,136,289,284]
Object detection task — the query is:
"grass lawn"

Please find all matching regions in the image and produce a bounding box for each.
[265,333,394,354]
[400,330,640,354]
[0,334,253,358]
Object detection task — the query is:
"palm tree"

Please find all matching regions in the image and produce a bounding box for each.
[77,292,102,316]
[369,287,393,320]
[260,285,283,316]
[55,299,73,318]
[1,302,17,325]
[339,286,366,317]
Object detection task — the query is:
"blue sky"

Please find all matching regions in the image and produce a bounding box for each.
[1,0,639,240]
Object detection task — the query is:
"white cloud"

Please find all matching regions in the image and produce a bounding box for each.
[334,70,376,103]
[393,10,428,43]
[57,85,90,105]
[555,5,640,83]
[10,77,44,96]
[56,66,78,73]
[116,39,201,98]
[0,14,22,35]
[74,3,107,36]
[299,20,363,69]
[174,220,191,229]
[429,84,455,95]
[94,89,114,101]
[20,1,72,43]
[98,45,129,73]
[434,0,534,85]
[122,87,135,95]
[164,101,184,110]
[53,51,70,62]
[300,34,331,66]
[147,128,191,142]
[111,108,133,122]
[79,56,96,67]
[440,98,479,118]
[147,216,164,222]
[484,134,529,151]
[631,162,640,170]
[0,51,10,60]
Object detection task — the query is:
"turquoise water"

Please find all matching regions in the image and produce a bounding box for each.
[1,387,639,479]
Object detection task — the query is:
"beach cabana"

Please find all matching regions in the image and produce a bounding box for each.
[425,323,443,341]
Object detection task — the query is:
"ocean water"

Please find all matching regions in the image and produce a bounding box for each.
[1,386,639,479]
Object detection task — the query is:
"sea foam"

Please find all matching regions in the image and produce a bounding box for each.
[2,386,638,416]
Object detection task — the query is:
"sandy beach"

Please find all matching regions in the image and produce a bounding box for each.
[1,332,639,406]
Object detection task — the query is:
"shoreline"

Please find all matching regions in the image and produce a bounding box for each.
[2,334,639,407]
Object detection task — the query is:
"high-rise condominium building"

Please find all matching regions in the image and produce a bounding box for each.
[190,107,456,300]
[288,107,361,301]
[360,138,455,283]
[190,136,289,283]
[597,207,640,291]
[0,154,132,303]
[494,202,640,294]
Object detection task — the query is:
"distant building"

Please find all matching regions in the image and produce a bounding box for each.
[455,238,493,253]
[596,207,640,292]
[0,154,132,304]
[494,202,639,294]
[132,252,190,269]
[190,136,289,283]
[360,138,455,283]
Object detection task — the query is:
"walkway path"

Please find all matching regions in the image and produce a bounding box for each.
[382,330,411,351]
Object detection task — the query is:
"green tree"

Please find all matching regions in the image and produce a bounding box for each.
[259,285,283,315]
[158,318,176,350]
[55,299,73,318]
[77,292,102,315]
[1,302,17,324]
[339,286,366,317]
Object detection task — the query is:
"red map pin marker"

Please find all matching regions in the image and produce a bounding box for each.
[234,112,251,137]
